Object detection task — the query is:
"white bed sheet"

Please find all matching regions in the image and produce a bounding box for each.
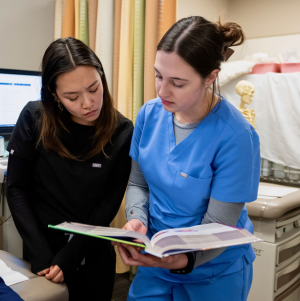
[221,72,300,169]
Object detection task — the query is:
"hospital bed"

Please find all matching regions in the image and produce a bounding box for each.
[247,183,300,301]
[0,250,68,301]
[0,158,68,300]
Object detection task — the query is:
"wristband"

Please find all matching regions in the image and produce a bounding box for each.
[170,252,195,275]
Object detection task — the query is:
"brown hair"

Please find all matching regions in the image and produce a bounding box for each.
[157,16,245,115]
[39,37,119,160]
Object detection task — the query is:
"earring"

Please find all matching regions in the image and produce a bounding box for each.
[55,98,63,111]
[58,102,63,111]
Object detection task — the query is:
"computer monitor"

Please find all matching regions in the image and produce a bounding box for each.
[0,68,42,139]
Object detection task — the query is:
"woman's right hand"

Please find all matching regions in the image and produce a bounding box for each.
[37,268,50,276]
[111,219,147,246]
[123,219,147,234]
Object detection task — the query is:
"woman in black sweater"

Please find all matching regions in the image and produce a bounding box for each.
[6,38,133,300]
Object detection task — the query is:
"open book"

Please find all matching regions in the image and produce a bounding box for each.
[49,222,261,258]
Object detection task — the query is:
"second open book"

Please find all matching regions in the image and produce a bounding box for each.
[49,222,261,258]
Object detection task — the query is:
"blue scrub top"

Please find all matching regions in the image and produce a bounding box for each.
[130,97,261,283]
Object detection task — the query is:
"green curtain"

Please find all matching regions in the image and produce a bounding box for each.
[79,0,89,46]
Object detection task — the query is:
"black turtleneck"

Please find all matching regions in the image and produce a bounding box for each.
[6,101,133,274]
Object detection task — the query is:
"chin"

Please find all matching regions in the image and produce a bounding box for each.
[96,109,103,118]
[90,113,101,122]
[161,103,176,113]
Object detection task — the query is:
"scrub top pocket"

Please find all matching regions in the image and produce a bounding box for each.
[172,171,212,216]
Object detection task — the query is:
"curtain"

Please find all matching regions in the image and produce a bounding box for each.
[95,0,114,92]
[75,0,80,38]
[61,0,75,38]
[158,0,177,41]
[132,0,145,123]
[144,0,159,103]
[54,0,63,40]
[117,0,135,120]
[88,0,98,52]
[79,0,89,46]
[112,0,122,108]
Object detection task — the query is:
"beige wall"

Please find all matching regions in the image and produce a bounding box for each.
[177,0,300,61]
[177,0,229,22]
[0,0,55,71]
[177,0,300,39]
[1,0,299,70]
[229,33,300,61]
[228,0,300,39]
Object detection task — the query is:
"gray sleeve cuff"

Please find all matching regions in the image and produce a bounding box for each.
[193,197,245,269]
[193,248,226,269]
[126,206,149,228]
[125,185,149,228]
[125,160,149,228]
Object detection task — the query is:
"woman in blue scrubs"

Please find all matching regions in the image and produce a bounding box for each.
[118,16,260,301]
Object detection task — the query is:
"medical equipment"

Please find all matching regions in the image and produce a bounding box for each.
[247,183,300,301]
[0,250,68,300]
[0,159,22,259]
[0,68,41,128]
[0,136,4,157]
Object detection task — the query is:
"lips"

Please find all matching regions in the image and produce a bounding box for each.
[161,98,173,106]
[85,110,97,117]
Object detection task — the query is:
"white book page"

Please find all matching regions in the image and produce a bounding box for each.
[151,224,235,247]
[258,185,298,197]
[148,224,261,256]
[0,260,29,286]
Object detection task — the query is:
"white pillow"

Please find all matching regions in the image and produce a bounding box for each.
[218,60,255,86]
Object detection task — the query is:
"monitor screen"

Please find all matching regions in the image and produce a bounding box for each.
[0,68,42,127]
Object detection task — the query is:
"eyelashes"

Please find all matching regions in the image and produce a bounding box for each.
[172,83,184,88]
[90,87,98,93]
[69,96,79,101]
[155,75,184,88]
[68,86,99,101]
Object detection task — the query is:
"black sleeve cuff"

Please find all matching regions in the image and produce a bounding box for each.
[170,252,195,275]
[31,259,53,274]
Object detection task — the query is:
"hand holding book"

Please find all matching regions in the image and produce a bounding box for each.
[117,243,188,270]
[111,218,147,247]
[114,219,188,270]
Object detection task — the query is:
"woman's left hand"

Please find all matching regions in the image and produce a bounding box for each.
[45,265,64,283]
[117,243,188,269]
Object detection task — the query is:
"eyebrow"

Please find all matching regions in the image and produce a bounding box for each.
[63,80,99,95]
[154,67,189,82]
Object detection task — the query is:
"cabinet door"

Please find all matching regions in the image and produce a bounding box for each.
[275,258,300,291]
[277,235,300,266]
[274,279,300,301]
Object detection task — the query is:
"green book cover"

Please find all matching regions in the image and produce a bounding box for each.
[48,224,146,249]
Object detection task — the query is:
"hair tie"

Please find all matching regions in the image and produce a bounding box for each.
[222,41,234,61]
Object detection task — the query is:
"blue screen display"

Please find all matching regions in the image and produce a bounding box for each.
[0,69,41,126]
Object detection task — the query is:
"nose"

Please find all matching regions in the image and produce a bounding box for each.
[157,80,170,99]
[82,92,93,109]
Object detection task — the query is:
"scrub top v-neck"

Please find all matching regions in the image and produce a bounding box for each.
[130,97,260,283]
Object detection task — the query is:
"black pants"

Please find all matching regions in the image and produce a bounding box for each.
[64,239,116,301]
[24,230,116,301]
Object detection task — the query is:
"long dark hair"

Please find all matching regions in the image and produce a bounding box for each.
[157,16,245,114]
[38,37,119,160]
